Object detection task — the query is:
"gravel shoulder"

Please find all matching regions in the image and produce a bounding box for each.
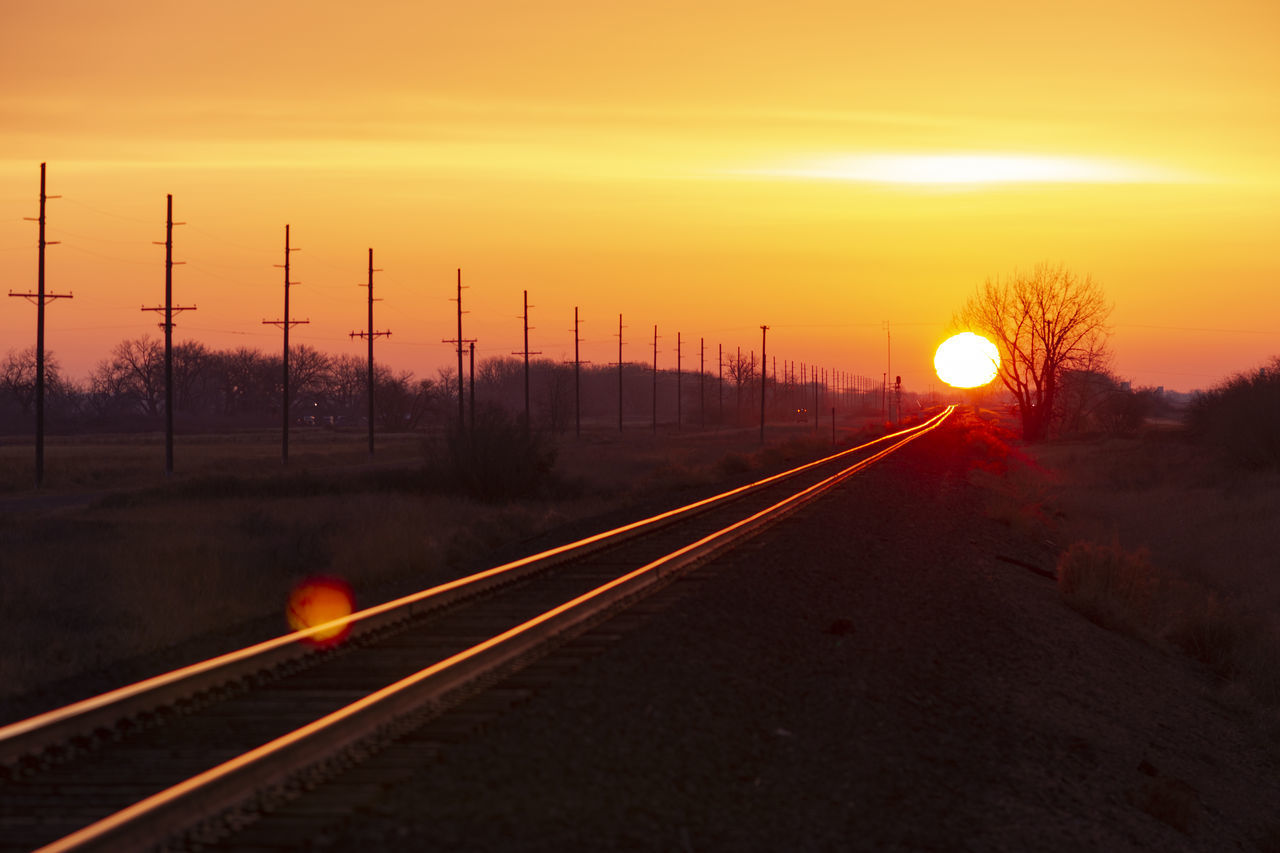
[324,420,1280,852]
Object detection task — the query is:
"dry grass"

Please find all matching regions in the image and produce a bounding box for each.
[0,429,423,493]
[0,421,870,715]
[1032,434,1280,707]
[1056,540,1158,634]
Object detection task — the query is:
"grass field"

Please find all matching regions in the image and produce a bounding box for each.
[0,419,869,718]
[967,417,1280,711]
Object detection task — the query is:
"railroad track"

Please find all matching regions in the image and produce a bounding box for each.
[0,406,953,851]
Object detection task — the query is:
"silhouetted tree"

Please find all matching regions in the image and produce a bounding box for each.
[91,337,165,416]
[288,344,332,403]
[172,341,213,413]
[374,368,438,431]
[215,347,275,416]
[2,346,66,415]
[957,263,1111,441]
[539,360,573,434]
[725,351,754,425]
[1187,358,1280,468]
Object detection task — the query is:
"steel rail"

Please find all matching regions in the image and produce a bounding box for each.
[33,405,953,852]
[0,408,950,770]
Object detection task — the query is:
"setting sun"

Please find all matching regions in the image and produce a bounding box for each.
[934,332,1000,389]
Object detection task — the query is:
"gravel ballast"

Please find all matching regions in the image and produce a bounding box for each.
[307,421,1280,852]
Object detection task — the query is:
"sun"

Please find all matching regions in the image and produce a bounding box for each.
[934,332,1000,388]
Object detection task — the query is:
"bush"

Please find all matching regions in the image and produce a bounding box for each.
[1057,540,1157,633]
[1186,358,1280,468]
[425,404,558,502]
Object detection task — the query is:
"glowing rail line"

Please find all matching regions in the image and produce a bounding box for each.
[7,406,954,851]
[0,407,950,754]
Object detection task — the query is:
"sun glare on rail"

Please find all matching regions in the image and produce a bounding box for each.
[934,333,1000,388]
[287,576,355,647]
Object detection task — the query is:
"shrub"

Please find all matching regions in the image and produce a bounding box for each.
[1056,540,1157,633]
[1186,357,1280,468]
[1162,591,1262,681]
[715,451,751,477]
[425,404,558,502]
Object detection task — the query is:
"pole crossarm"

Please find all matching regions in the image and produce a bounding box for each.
[141,304,196,330]
[9,291,72,304]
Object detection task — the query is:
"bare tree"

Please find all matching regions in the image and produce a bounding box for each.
[957,263,1111,441]
[287,343,333,409]
[539,361,573,434]
[91,337,165,416]
[216,347,275,416]
[2,347,65,415]
[172,340,213,414]
[327,353,367,418]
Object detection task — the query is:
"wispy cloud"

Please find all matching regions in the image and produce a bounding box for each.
[735,153,1192,185]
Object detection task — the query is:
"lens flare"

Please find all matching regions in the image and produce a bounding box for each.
[286,575,354,647]
[934,332,1000,388]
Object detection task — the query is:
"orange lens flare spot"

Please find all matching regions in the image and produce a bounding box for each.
[286,576,354,647]
[934,332,1000,388]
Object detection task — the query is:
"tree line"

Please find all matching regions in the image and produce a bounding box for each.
[1,337,885,435]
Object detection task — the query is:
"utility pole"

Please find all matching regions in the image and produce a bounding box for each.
[651,325,660,433]
[569,307,589,438]
[760,325,769,443]
[883,320,891,418]
[717,342,723,428]
[349,249,389,458]
[675,331,682,431]
[262,225,308,466]
[814,368,820,432]
[512,290,540,434]
[736,345,742,424]
[8,162,71,489]
[613,314,625,432]
[141,194,193,477]
[699,337,706,427]
[574,308,581,438]
[469,342,476,432]
[442,269,474,433]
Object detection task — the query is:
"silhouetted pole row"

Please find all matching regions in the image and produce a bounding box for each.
[349,249,389,458]
[142,194,194,477]
[8,162,72,488]
[262,224,307,466]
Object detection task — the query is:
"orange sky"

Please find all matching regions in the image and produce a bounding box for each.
[2,0,1277,393]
